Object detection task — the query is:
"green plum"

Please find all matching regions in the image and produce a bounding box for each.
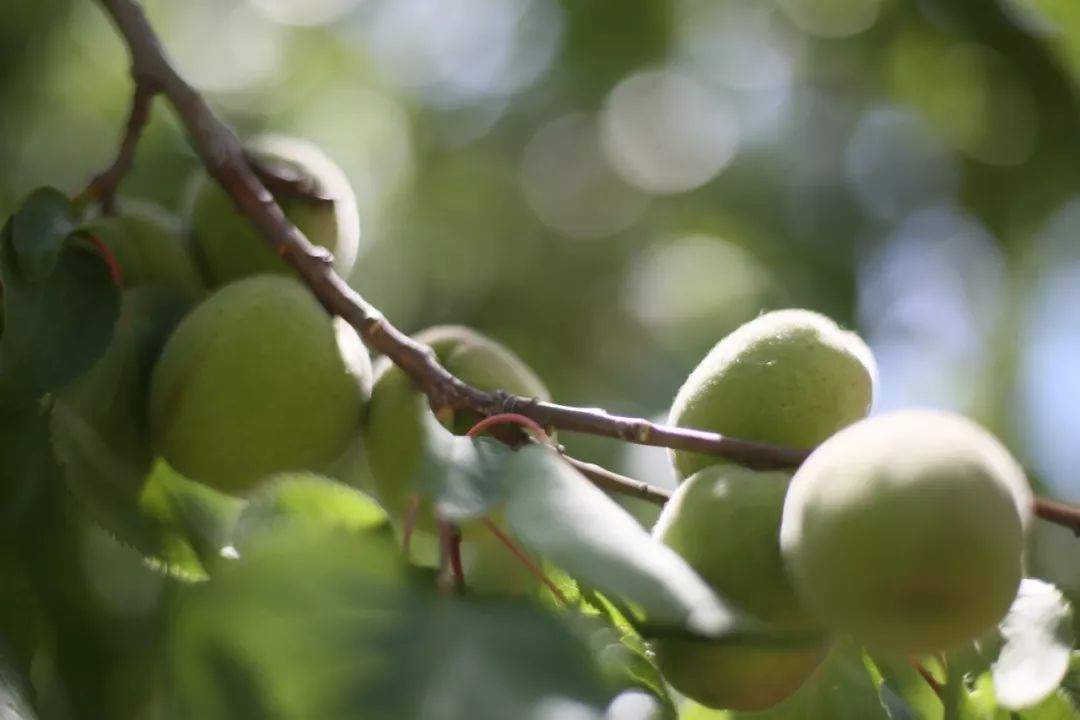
[654,635,826,712]
[668,308,876,478]
[780,409,1032,655]
[362,325,549,594]
[184,135,360,288]
[364,324,549,523]
[78,204,204,298]
[653,462,815,630]
[148,275,372,494]
[651,463,827,711]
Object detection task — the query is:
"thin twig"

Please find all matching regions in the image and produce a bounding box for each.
[75,81,156,213]
[563,456,672,505]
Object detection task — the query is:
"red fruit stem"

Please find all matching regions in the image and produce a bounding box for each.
[465,413,551,443]
[85,234,123,287]
[912,660,944,700]
[480,518,568,606]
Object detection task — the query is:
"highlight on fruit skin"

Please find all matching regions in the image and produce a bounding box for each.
[148,275,372,495]
[668,308,876,478]
[653,462,815,631]
[184,134,360,288]
[779,408,1033,656]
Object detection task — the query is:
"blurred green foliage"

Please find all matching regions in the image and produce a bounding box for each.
[5,0,1080,717]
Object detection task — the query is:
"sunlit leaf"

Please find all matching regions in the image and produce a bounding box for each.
[231,473,388,552]
[993,579,1074,710]
[0,637,37,720]
[415,413,513,522]
[502,445,743,638]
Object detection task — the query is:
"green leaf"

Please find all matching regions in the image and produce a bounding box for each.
[230,473,388,553]
[10,186,76,282]
[140,459,243,573]
[168,529,611,720]
[51,402,240,580]
[869,655,943,720]
[0,207,120,402]
[416,413,513,522]
[993,579,1074,710]
[0,400,58,533]
[571,591,676,718]
[502,445,741,639]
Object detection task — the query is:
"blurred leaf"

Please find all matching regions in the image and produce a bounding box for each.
[993,579,1074,710]
[416,413,513,522]
[0,199,119,402]
[169,529,611,720]
[52,402,239,580]
[502,445,744,639]
[573,590,675,718]
[55,285,190,467]
[0,400,57,533]
[869,655,943,720]
[10,186,75,282]
[231,473,388,552]
[0,636,36,720]
[140,459,243,571]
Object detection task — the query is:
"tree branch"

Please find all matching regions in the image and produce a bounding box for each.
[76,81,156,213]
[1034,498,1080,536]
[90,0,807,471]
[562,456,672,505]
[90,0,1080,539]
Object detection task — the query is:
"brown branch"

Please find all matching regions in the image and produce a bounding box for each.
[89,0,1080,541]
[76,81,156,213]
[91,0,808,471]
[1034,497,1080,536]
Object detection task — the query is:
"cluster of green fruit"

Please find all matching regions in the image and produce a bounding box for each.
[63,135,371,495]
[65,134,553,592]
[60,132,1034,714]
[651,309,1032,711]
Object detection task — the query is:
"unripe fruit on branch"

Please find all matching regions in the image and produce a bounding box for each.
[364,325,550,524]
[79,205,204,297]
[780,409,1032,655]
[363,325,548,594]
[651,463,827,711]
[653,636,826,712]
[653,463,815,631]
[148,275,372,494]
[184,135,360,288]
[669,309,875,478]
